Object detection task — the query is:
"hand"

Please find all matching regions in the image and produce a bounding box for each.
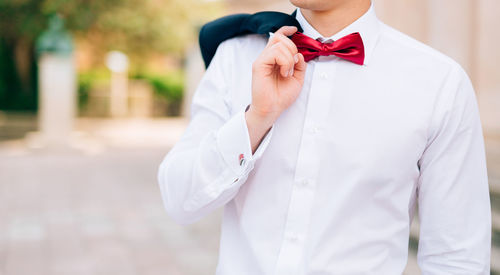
[245,26,307,154]
[248,26,307,128]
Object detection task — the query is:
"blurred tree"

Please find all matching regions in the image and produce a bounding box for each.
[0,0,222,110]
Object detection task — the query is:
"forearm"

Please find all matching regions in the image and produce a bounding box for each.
[245,105,275,154]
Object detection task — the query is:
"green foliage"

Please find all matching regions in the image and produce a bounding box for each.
[77,69,110,109]
[0,0,222,59]
[132,71,184,103]
[0,0,223,55]
[77,69,184,116]
[0,38,38,110]
[0,0,222,111]
[0,0,120,42]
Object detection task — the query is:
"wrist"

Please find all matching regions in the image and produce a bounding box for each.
[245,105,275,131]
[245,106,274,154]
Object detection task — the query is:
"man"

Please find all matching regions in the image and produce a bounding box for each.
[158,0,491,274]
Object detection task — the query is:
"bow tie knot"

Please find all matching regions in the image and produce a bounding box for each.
[291,32,365,65]
[320,42,336,55]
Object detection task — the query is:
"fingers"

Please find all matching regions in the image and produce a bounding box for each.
[255,26,300,78]
[254,26,304,78]
[265,42,297,78]
[267,26,298,55]
[294,53,306,72]
[291,53,306,81]
[257,45,303,78]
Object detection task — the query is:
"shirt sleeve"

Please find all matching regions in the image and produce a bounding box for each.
[416,65,491,274]
[157,39,274,225]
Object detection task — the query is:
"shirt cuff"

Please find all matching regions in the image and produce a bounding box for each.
[216,107,274,177]
[182,108,274,212]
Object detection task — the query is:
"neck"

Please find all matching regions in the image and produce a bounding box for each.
[300,0,371,37]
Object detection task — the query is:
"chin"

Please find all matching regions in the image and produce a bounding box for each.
[289,0,338,11]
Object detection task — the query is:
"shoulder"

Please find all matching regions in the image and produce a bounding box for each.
[209,33,268,76]
[378,25,478,124]
[222,33,268,46]
[376,22,466,78]
[215,33,268,61]
[373,23,475,120]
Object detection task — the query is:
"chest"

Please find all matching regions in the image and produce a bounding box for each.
[233,57,435,178]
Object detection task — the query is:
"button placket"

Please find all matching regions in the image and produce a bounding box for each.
[275,62,335,275]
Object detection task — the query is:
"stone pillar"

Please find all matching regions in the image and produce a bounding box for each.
[426,0,475,76]
[128,80,153,118]
[38,54,76,145]
[34,14,76,147]
[476,0,500,134]
[106,51,129,117]
[183,44,205,117]
[374,0,428,43]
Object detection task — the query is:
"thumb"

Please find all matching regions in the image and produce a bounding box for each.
[274,26,298,37]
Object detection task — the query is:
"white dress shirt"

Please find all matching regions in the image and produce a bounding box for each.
[158,3,491,274]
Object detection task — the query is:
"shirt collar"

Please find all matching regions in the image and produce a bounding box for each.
[295,2,381,66]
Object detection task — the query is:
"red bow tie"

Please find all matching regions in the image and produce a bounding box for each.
[290,32,365,65]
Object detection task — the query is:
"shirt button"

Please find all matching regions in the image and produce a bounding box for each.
[320,72,328,79]
[301,179,312,187]
[287,233,299,242]
[309,126,320,134]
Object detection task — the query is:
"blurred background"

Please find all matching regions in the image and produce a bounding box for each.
[0,0,498,274]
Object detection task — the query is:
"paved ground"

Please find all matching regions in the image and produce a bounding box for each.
[0,113,498,274]
[0,115,223,275]
[0,146,225,275]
